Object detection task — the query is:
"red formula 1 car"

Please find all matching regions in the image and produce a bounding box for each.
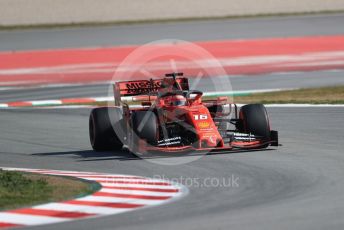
[89,73,278,153]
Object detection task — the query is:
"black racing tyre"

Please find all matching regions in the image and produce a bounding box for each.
[89,107,123,151]
[131,111,158,145]
[239,104,271,148]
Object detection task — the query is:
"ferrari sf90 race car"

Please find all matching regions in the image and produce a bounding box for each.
[89,73,278,154]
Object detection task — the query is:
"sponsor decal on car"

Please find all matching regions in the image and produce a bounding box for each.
[198,121,211,129]
[193,114,208,120]
[126,81,162,94]
[157,136,182,146]
[209,135,217,144]
[232,133,259,141]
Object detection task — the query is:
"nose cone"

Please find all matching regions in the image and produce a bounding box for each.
[186,105,223,148]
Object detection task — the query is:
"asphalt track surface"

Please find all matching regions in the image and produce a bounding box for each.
[1,107,344,230]
[1,13,344,230]
[1,13,344,51]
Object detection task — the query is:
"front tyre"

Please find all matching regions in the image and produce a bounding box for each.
[128,111,158,154]
[239,104,271,148]
[89,107,123,151]
[131,111,158,145]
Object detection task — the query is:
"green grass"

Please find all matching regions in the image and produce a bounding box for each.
[233,85,344,104]
[0,170,98,210]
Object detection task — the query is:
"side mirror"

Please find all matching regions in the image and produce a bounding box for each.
[186,90,203,105]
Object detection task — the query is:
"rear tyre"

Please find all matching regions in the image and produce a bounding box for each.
[89,107,123,151]
[239,104,271,148]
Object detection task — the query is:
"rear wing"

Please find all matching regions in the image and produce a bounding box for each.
[114,78,189,105]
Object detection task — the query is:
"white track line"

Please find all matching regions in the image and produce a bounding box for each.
[99,182,179,189]
[80,177,166,182]
[263,104,344,108]
[76,196,166,205]
[99,188,178,196]
[0,213,69,226]
[34,203,130,215]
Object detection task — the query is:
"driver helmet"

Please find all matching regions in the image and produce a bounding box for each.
[165,95,186,106]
